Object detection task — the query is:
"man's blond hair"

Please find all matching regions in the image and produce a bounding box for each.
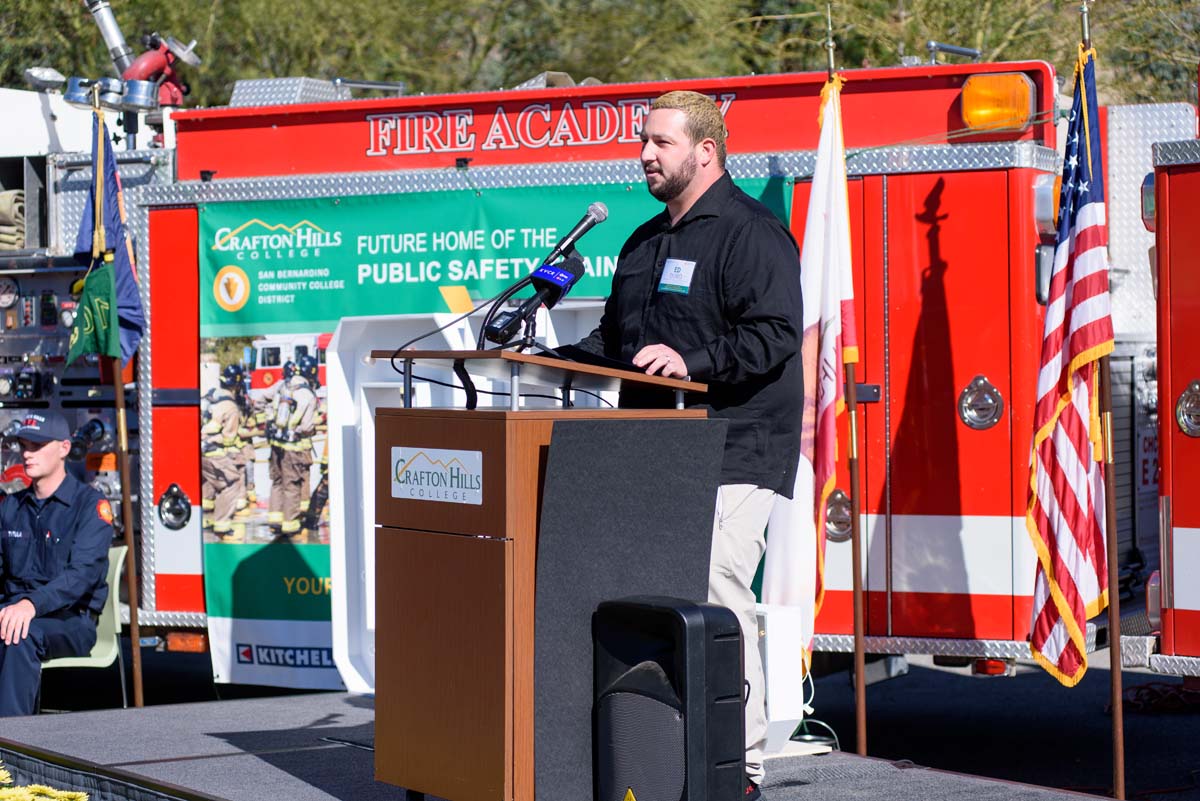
[650,91,727,168]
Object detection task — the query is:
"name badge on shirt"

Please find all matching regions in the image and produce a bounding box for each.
[658,258,697,295]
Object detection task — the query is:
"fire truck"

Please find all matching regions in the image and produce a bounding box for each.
[1122,96,1200,681]
[802,96,1192,677]
[3,5,1193,688]
[247,332,331,394]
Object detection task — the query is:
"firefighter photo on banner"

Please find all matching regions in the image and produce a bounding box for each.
[198,333,339,690]
[200,337,329,546]
[196,184,788,688]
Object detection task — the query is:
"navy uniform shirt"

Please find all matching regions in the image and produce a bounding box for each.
[576,172,805,496]
[0,473,112,617]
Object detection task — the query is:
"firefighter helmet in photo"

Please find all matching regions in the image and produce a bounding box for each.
[298,354,319,388]
[220,363,245,389]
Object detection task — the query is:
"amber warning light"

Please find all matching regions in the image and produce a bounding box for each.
[167,631,209,653]
[960,73,1036,132]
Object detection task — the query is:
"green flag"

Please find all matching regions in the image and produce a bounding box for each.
[67,259,121,365]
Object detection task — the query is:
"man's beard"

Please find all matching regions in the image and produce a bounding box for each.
[647,152,698,202]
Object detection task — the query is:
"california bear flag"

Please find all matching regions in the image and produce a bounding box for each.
[762,75,859,669]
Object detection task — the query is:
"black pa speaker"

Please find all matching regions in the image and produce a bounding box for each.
[593,596,744,801]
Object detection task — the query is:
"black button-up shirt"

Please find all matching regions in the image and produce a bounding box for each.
[0,473,112,616]
[577,172,804,496]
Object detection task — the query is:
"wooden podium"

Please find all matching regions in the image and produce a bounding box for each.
[373,351,709,801]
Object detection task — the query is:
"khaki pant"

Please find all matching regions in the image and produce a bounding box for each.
[276,448,313,533]
[710,483,775,786]
[268,445,284,523]
[241,442,257,496]
[202,453,244,532]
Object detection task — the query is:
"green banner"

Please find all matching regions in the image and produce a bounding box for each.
[203,542,332,621]
[197,178,792,337]
[67,260,120,364]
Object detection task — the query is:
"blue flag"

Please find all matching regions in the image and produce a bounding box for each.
[74,110,145,366]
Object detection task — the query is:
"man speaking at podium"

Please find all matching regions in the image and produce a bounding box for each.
[574,90,803,799]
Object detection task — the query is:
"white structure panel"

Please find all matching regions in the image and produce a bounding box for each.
[1011,515,1038,596]
[821,514,884,592]
[0,87,93,156]
[153,515,203,576]
[329,305,604,694]
[1172,527,1200,611]
[891,515,1015,595]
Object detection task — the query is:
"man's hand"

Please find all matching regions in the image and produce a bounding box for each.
[633,344,689,378]
[0,598,35,646]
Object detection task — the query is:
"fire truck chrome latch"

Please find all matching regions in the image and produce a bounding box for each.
[825,489,853,542]
[958,375,1004,430]
[1176,380,1200,437]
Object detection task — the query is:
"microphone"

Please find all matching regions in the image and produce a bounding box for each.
[477,202,607,347]
[541,202,608,265]
[484,255,587,344]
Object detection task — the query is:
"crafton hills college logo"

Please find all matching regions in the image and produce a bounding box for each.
[214,265,251,312]
[391,446,483,506]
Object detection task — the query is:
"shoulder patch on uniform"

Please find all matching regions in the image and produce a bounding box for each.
[97,499,114,524]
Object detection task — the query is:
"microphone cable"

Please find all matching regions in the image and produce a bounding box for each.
[386,359,613,409]
[391,285,509,355]
[387,288,614,409]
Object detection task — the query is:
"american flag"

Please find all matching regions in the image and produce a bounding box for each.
[1026,46,1114,687]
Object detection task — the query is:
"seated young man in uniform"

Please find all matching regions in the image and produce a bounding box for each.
[0,413,113,716]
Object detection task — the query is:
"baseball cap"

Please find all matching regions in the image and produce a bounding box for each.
[14,413,71,444]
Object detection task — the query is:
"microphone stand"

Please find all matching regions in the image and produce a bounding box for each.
[515,315,538,353]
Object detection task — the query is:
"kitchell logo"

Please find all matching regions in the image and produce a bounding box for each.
[235,642,335,668]
[211,219,344,262]
[391,446,483,505]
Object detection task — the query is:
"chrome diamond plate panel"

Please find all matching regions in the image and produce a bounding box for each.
[47,150,173,256]
[228,77,352,107]
[814,622,1097,658]
[135,160,643,205]
[134,143,1057,209]
[813,635,1032,659]
[122,608,206,628]
[1121,635,1156,668]
[1148,653,1200,677]
[732,144,1057,179]
[132,201,157,613]
[838,142,1057,177]
[1108,104,1195,338]
[1153,138,1200,167]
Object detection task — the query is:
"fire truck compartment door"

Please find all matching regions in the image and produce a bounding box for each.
[1161,162,1200,657]
[883,171,1015,640]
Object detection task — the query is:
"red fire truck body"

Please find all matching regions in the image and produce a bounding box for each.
[1143,130,1200,677]
[247,332,331,393]
[137,61,1080,660]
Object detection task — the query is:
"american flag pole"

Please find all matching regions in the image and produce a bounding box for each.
[1080,2,1125,796]
[1028,0,1125,791]
[826,1,867,758]
[1100,315,1124,801]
